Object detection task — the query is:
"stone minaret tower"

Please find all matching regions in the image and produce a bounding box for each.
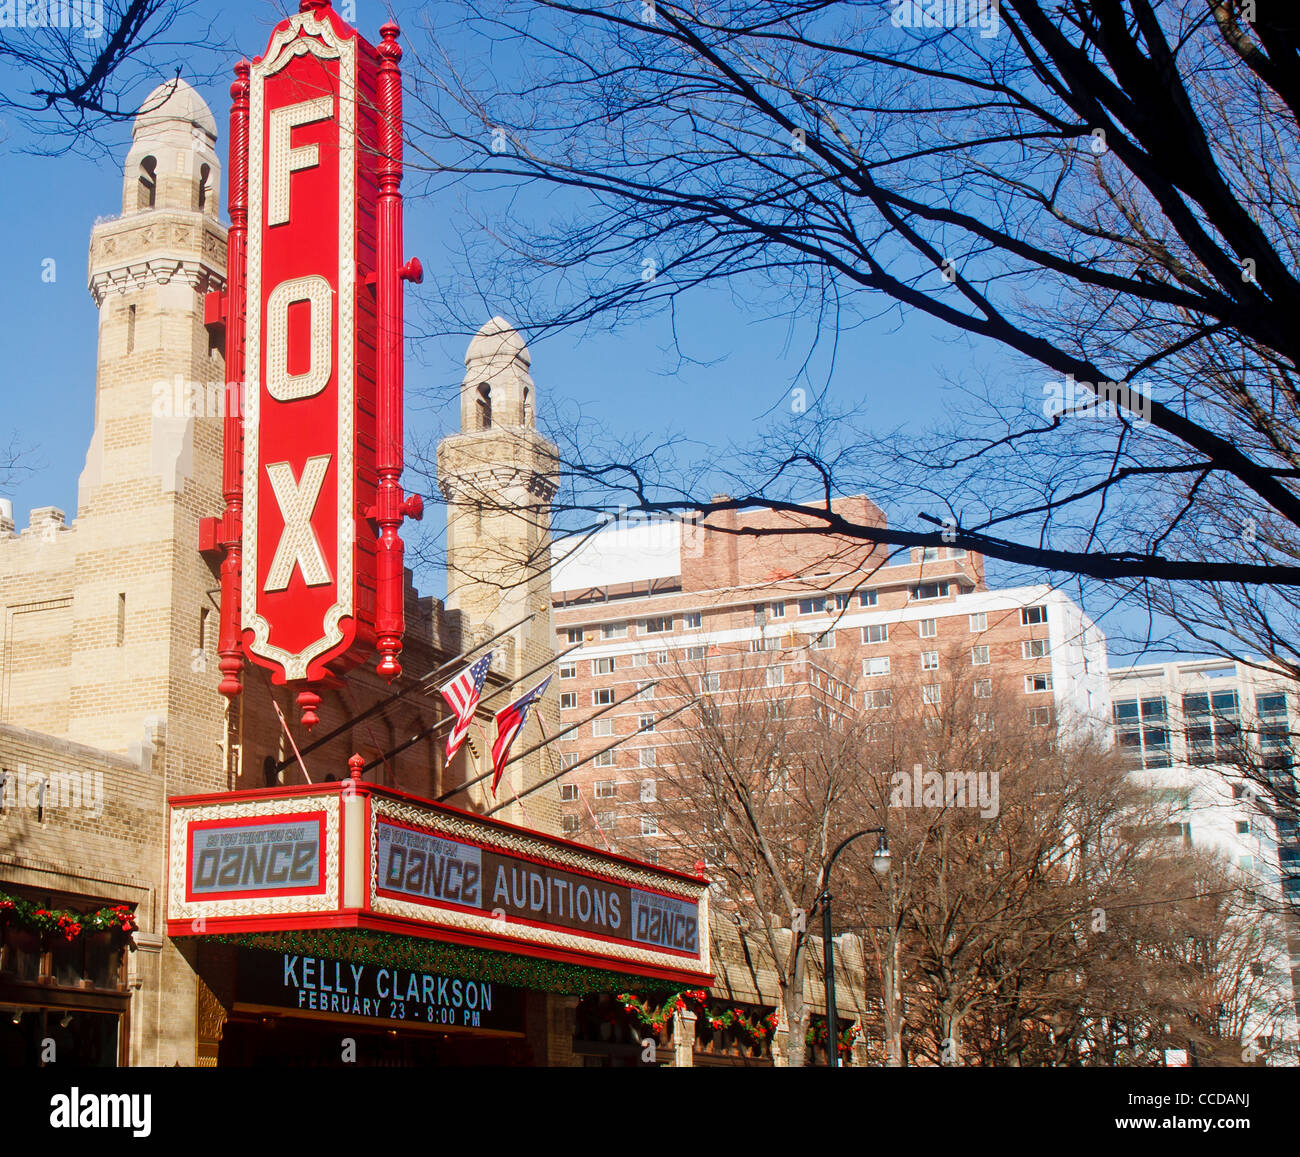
[437,318,560,832]
[74,79,229,794]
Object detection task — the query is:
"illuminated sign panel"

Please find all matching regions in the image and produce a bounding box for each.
[377,820,699,954]
[235,948,525,1031]
[241,3,379,689]
[188,816,324,899]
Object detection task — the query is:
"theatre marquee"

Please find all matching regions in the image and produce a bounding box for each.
[167,775,711,989]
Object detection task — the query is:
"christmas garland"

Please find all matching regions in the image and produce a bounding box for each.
[0,892,137,944]
[619,988,779,1044]
[806,1020,861,1056]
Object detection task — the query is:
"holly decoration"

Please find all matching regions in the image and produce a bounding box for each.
[806,1020,859,1055]
[619,989,775,1044]
[0,893,137,944]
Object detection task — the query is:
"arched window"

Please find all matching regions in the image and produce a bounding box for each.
[198,163,210,211]
[138,156,157,210]
[476,384,491,430]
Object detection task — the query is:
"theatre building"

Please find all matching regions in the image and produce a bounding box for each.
[0,2,717,1066]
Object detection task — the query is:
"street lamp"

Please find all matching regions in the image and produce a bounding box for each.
[820,827,890,1067]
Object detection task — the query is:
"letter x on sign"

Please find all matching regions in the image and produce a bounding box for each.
[264,455,333,591]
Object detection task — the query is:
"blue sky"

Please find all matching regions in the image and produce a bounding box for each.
[0,0,1195,666]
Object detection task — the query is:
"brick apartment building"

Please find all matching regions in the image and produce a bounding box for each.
[549,501,1111,855]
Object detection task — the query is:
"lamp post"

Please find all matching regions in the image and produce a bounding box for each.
[820,827,890,1067]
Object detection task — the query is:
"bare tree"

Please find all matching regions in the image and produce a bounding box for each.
[0,0,225,152]
[402,1,1300,668]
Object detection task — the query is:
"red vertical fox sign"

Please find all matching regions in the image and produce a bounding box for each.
[212,0,421,727]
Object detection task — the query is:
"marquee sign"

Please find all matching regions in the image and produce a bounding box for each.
[208,0,421,726]
[167,777,712,989]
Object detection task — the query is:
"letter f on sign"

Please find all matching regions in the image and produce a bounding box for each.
[265,455,333,591]
[268,96,333,226]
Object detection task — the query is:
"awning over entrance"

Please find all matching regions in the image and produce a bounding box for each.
[166,773,712,990]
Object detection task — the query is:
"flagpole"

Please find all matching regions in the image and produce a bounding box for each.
[273,612,534,771]
[360,643,582,776]
[438,680,661,802]
[483,696,700,818]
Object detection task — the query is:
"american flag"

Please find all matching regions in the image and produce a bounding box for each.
[440,652,493,764]
[491,675,552,796]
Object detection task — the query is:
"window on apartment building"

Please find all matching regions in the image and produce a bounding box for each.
[564,628,583,644]
[767,667,785,687]
[685,645,708,661]
[562,816,580,834]
[919,546,940,562]
[974,712,992,731]
[834,593,853,610]
[769,602,786,618]
[596,811,616,829]
[1027,705,1053,727]
[798,596,827,615]
[866,688,893,709]
[560,784,578,801]
[1236,820,1251,835]
[601,622,627,639]
[966,614,987,636]
[1022,639,1050,659]
[642,616,673,634]
[811,631,835,650]
[1113,697,1170,769]
[861,624,889,644]
[1258,692,1287,719]
[638,714,655,732]
[683,612,702,630]
[560,692,577,710]
[593,657,615,675]
[560,664,577,680]
[1025,673,1053,693]
[971,645,989,666]
[624,653,643,668]
[922,684,941,704]
[1183,690,1241,764]
[636,682,654,700]
[640,778,657,802]
[1021,605,1048,625]
[593,719,614,737]
[860,590,878,607]
[593,689,615,706]
[754,606,767,627]
[639,748,657,768]
[973,679,992,699]
[651,650,669,664]
[594,751,616,768]
[863,656,891,677]
[919,619,937,638]
[701,673,721,693]
[920,651,939,671]
[751,636,779,651]
[594,781,616,798]
[641,817,659,836]
[562,752,580,767]
[911,582,949,601]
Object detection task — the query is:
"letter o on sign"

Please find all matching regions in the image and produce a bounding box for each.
[267,274,333,401]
